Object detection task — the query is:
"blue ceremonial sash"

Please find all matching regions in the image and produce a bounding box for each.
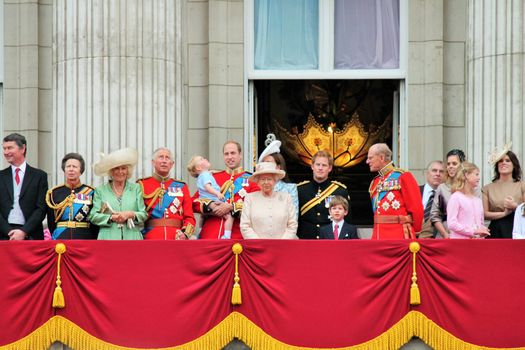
[223,173,250,201]
[372,171,402,213]
[150,181,185,219]
[52,191,93,240]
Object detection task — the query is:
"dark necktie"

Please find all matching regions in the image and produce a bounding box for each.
[333,224,339,240]
[424,190,435,222]
[15,168,21,186]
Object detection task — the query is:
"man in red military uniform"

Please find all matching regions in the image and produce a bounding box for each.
[138,148,195,240]
[367,143,423,239]
[193,141,259,239]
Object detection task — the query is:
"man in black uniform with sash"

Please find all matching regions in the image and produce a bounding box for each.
[297,150,351,239]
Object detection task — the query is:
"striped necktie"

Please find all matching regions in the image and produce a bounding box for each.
[424,190,435,222]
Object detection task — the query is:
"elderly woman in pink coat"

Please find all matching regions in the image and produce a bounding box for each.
[240,162,298,239]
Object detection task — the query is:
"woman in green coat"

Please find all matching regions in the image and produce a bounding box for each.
[89,148,147,240]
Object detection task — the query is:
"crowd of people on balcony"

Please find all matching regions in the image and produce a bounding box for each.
[1,132,524,241]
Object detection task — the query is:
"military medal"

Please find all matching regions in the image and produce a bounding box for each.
[171,198,180,208]
[169,205,177,214]
[382,201,390,211]
[386,192,395,201]
[175,187,183,197]
[168,187,176,196]
[391,200,401,210]
[238,188,247,198]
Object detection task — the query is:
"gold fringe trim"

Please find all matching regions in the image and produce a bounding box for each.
[0,312,524,350]
[409,242,421,305]
[231,243,243,305]
[53,243,66,309]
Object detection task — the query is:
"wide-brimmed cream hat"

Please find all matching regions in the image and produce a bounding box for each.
[249,162,285,183]
[93,148,138,176]
[488,142,512,165]
[258,140,281,163]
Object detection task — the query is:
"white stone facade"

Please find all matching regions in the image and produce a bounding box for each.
[2,0,524,189]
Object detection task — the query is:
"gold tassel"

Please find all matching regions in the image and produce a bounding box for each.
[53,243,67,309]
[231,243,243,305]
[409,242,421,306]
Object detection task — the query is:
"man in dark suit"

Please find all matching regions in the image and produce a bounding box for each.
[297,150,351,239]
[319,196,358,240]
[419,160,445,238]
[0,133,48,240]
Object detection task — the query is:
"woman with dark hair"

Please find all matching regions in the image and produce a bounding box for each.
[430,149,467,238]
[258,139,299,218]
[482,145,525,238]
[46,153,98,239]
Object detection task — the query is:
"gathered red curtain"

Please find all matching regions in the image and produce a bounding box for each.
[0,240,524,350]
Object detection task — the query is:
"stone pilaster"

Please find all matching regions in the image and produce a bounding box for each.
[3,0,52,172]
[185,0,245,174]
[407,0,468,182]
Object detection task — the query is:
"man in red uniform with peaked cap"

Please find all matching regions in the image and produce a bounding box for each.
[193,141,259,239]
[138,148,195,240]
[367,143,423,239]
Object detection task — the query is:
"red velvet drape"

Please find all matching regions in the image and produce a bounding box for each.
[0,240,524,349]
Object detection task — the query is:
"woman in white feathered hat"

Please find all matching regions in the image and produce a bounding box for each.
[240,162,298,239]
[258,138,299,218]
[88,148,148,240]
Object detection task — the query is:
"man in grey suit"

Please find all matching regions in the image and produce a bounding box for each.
[0,133,48,240]
[419,160,444,238]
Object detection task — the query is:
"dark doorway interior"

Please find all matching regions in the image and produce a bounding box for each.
[254,79,398,225]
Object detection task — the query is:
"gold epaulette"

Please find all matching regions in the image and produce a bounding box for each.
[297,180,310,187]
[332,180,347,189]
[393,167,407,174]
[136,176,152,184]
[47,184,65,193]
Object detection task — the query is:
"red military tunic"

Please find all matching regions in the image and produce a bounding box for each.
[138,175,196,240]
[193,167,259,239]
[369,163,423,239]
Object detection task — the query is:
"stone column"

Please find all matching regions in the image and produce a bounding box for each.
[466,0,525,181]
[52,0,183,185]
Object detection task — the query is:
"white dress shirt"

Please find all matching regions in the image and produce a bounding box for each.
[421,183,435,208]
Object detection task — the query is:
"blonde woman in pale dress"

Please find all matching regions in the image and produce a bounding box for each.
[240,162,298,239]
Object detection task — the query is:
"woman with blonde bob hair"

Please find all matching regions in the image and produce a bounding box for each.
[447,162,490,239]
[89,148,148,240]
[240,162,298,239]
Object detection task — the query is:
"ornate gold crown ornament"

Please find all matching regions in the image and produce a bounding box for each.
[275,113,391,168]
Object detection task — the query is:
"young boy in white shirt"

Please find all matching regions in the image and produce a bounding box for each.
[319,196,358,240]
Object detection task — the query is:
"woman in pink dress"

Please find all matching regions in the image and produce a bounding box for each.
[447,162,490,239]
